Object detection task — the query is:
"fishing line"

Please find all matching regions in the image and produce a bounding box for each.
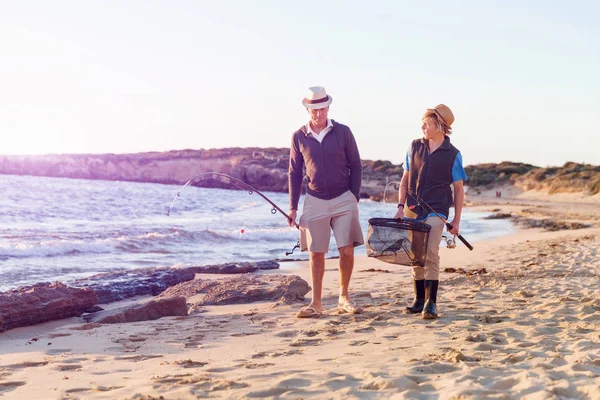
[167,172,301,255]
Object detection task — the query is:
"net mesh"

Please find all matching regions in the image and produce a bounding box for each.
[366,218,431,267]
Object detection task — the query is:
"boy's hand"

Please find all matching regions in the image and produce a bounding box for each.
[448,219,460,235]
[394,208,404,220]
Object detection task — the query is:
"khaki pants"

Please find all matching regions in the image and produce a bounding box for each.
[405,209,445,280]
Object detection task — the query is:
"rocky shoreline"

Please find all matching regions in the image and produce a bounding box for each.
[0,261,298,333]
[2,209,593,333]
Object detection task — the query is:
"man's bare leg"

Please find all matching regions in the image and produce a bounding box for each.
[306,251,325,312]
[338,245,360,312]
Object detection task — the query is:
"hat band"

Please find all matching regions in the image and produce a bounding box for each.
[304,96,329,104]
[432,109,448,125]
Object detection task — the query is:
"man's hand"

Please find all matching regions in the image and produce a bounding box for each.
[393,207,404,220]
[288,210,297,227]
[448,218,460,235]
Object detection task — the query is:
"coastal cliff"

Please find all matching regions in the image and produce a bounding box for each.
[0,148,403,201]
[1,149,599,199]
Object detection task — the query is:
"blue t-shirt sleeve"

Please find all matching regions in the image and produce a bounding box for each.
[404,145,411,171]
[452,152,468,182]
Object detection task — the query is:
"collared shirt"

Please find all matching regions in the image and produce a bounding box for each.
[305,118,333,143]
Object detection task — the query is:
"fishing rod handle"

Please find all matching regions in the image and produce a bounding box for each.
[446,223,474,251]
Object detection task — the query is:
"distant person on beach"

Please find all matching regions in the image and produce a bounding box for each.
[394,104,467,319]
[288,86,364,318]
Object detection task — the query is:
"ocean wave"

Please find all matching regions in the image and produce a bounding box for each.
[0,239,117,258]
[0,226,298,259]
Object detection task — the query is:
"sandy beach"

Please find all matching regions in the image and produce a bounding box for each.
[1,193,600,399]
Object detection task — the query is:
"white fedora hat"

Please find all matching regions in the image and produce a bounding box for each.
[302,86,333,109]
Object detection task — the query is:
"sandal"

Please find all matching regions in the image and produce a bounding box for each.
[338,299,363,314]
[296,306,322,318]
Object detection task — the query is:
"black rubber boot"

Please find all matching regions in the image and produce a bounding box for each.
[422,280,439,319]
[405,280,425,314]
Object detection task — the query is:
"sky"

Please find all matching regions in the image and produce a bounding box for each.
[1,0,599,167]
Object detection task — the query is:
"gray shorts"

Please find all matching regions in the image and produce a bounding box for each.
[299,191,364,253]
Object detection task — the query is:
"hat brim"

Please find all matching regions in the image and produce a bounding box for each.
[302,96,332,109]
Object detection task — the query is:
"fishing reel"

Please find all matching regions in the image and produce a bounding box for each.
[443,234,457,249]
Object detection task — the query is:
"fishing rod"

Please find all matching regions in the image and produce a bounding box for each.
[405,190,474,251]
[167,172,301,255]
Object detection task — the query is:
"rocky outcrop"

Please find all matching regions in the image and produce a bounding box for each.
[0,282,97,332]
[82,297,187,324]
[69,267,195,304]
[465,161,600,195]
[186,260,279,274]
[158,275,310,305]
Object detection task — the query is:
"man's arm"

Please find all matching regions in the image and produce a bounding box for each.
[345,129,362,201]
[288,134,304,226]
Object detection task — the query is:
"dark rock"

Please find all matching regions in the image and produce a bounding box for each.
[69,267,195,304]
[512,217,591,231]
[84,305,104,313]
[82,297,188,324]
[185,260,279,274]
[158,274,310,305]
[0,282,97,332]
[484,213,512,219]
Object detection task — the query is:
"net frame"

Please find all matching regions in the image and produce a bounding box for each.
[366,217,431,267]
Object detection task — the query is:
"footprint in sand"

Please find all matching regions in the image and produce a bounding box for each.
[64,387,90,394]
[244,387,291,398]
[301,329,320,337]
[274,330,299,338]
[474,315,507,324]
[47,332,71,338]
[290,338,321,347]
[349,340,369,346]
[240,362,275,369]
[93,385,125,392]
[153,374,248,391]
[0,381,26,393]
[3,361,48,369]
[204,367,236,373]
[114,354,163,362]
[56,364,83,371]
[465,333,487,342]
[69,323,101,331]
[353,327,375,334]
[171,359,208,368]
[252,349,303,359]
[46,349,72,355]
[60,357,88,364]
[324,327,345,336]
[230,332,260,337]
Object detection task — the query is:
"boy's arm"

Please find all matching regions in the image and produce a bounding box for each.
[449,180,464,234]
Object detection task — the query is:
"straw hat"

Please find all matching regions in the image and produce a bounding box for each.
[427,104,455,126]
[302,86,333,109]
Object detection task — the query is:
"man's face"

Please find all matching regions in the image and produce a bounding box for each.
[307,106,329,127]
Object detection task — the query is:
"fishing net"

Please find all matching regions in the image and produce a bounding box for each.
[366,218,431,267]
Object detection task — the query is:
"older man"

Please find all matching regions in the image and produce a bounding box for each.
[288,86,364,318]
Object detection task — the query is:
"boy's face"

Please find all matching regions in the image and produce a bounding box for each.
[421,117,443,140]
